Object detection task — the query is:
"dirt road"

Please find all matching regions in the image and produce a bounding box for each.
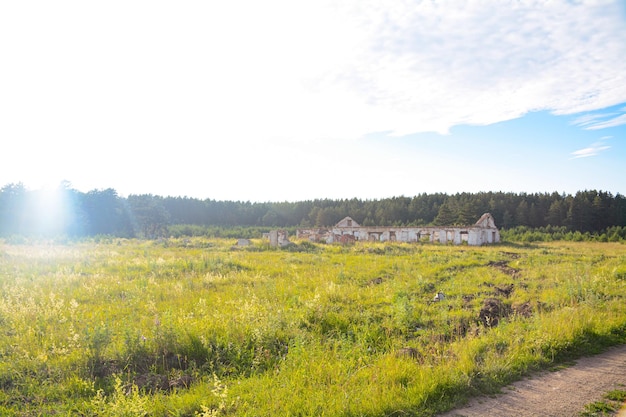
[439,344,626,417]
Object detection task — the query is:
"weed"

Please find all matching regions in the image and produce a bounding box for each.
[0,240,624,415]
[580,401,615,416]
[605,389,626,402]
[90,376,148,416]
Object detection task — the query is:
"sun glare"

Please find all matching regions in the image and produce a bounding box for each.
[31,185,71,236]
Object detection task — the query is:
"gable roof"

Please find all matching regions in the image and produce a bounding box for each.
[475,213,497,228]
[336,216,360,228]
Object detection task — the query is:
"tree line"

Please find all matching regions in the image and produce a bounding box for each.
[0,182,625,239]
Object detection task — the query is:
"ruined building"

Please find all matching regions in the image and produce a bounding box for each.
[296,213,500,246]
[267,229,291,247]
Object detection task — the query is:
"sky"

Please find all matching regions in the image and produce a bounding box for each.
[1,0,625,202]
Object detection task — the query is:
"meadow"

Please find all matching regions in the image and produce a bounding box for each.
[0,238,625,416]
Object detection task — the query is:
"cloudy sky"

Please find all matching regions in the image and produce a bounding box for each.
[1,0,625,202]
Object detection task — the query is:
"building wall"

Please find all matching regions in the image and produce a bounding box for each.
[296,214,500,246]
[268,230,291,247]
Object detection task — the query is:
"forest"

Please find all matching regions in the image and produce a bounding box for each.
[0,182,625,240]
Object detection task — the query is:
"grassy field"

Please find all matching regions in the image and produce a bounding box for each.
[0,238,625,416]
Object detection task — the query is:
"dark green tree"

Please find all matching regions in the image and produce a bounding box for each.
[127,194,170,238]
[0,183,27,236]
[434,202,456,225]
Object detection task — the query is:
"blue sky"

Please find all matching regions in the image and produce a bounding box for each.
[1,0,625,202]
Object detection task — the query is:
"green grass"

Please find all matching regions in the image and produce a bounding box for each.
[579,390,626,416]
[0,238,625,416]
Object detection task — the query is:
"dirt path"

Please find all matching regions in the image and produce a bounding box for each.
[439,344,626,417]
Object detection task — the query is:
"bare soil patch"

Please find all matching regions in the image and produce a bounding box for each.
[439,344,626,417]
[487,260,520,278]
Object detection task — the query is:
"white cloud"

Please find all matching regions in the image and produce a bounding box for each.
[1,0,625,145]
[318,0,626,135]
[572,110,626,130]
[571,142,611,159]
[583,114,626,130]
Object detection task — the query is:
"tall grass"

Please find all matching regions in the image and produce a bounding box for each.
[0,238,624,415]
